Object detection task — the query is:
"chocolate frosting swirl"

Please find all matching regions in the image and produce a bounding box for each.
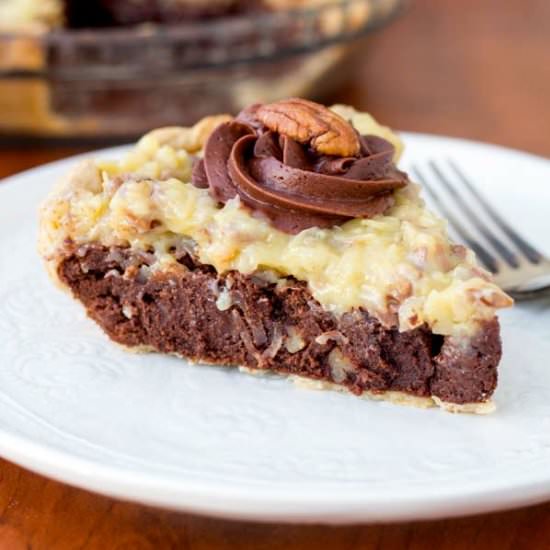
[192,105,408,234]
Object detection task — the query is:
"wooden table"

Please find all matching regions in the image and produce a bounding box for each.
[1,0,549,547]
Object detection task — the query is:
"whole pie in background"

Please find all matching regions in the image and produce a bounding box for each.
[0,0,395,138]
[0,0,368,29]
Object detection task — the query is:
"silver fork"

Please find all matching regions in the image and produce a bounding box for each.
[410,160,550,300]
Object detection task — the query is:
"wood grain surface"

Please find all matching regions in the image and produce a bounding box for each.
[1,0,549,548]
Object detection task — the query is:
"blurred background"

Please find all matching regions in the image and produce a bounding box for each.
[0,1,550,546]
[0,0,548,168]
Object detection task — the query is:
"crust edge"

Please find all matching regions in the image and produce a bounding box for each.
[120,343,495,414]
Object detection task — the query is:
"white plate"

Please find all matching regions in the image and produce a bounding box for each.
[0,133,549,524]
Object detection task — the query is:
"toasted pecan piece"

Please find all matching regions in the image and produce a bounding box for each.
[256,98,361,157]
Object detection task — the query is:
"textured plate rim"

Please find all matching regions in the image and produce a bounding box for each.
[2,424,550,524]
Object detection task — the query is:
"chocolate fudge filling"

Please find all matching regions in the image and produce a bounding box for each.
[58,244,501,405]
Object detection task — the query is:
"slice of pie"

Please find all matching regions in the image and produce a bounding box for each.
[39,98,512,413]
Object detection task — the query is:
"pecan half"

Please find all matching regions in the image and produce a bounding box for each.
[256,98,361,157]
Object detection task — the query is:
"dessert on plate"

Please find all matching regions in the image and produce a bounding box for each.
[39,98,512,413]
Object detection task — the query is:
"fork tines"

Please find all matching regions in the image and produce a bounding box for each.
[410,160,544,276]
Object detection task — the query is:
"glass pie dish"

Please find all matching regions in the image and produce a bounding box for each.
[0,0,403,142]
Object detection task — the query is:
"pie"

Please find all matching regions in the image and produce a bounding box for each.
[0,0,346,30]
[39,99,513,413]
[0,0,372,137]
